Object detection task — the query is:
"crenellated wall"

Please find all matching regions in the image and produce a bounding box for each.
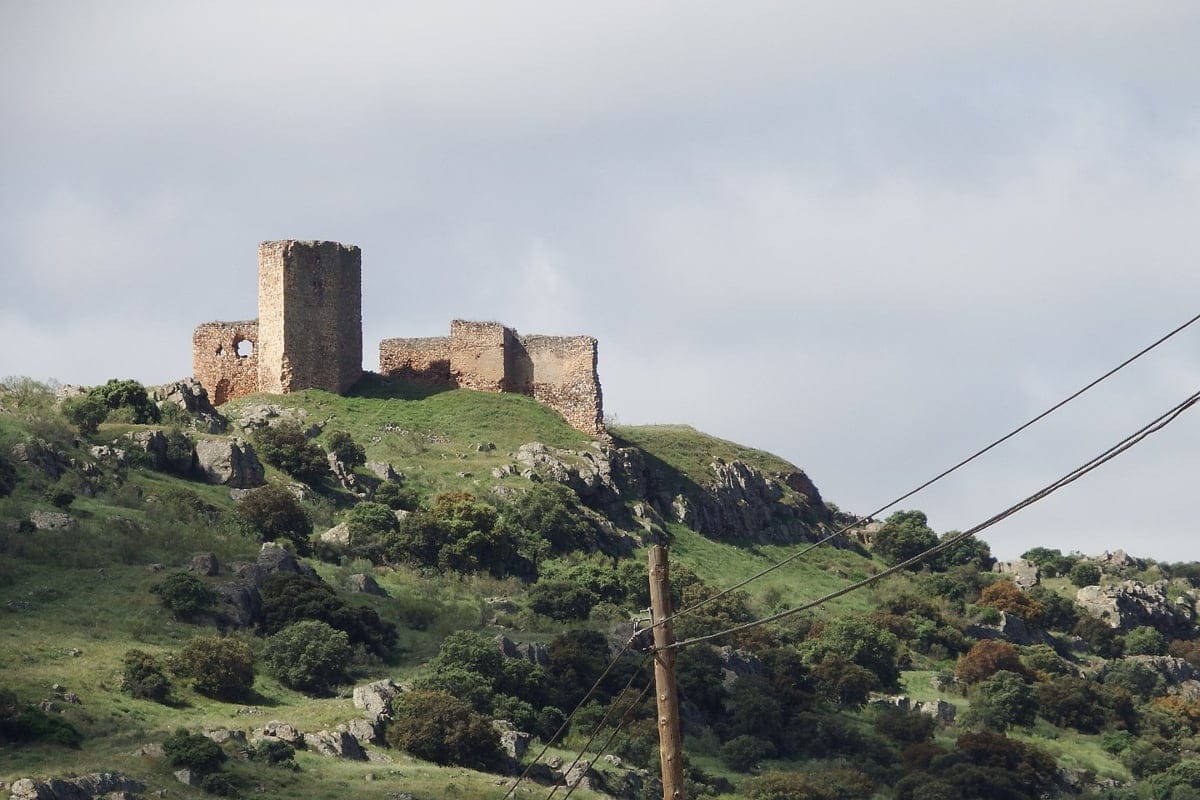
[192,321,260,406]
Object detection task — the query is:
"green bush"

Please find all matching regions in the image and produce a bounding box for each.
[1073,615,1125,658]
[235,485,313,554]
[259,573,397,655]
[0,452,16,497]
[163,727,227,774]
[871,510,938,568]
[1033,675,1110,733]
[1020,547,1076,578]
[0,689,83,747]
[325,430,365,468]
[151,571,217,620]
[252,421,328,484]
[262,620,352,695]
[1069,561,1102,587]
[1103,658,1163,700]
[721,734,776,772]
[965,670,1037,731]
[250,738,298,770]
[801,617,901,690]
[385,690,502,769]
[172,636,256,701]
[874,704,937,743]
[199,773,242,797]
[501,483,595,553]
[89,378,162,424]
[1123,625,1166,656]
[122,649,172,703]
[372,481,421,511]
[745,767,874,800]
[61,394,109,435]
[162,427,198,476]
[528,578,598,620]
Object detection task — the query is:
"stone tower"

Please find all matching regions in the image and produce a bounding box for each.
[256,240,362,395]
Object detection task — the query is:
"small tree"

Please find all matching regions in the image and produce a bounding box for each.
[61,394,109,435]
[252,421,329,484]
[721,734,776,772]
[151,571,217,620]
[1123,625,1165,656]
[1069,561,1102,587]
[977,581,1046,625]
[0,452,16,498]
[262,620,352,695]
[872,510,938,568]
[235,485,313,554]
[966,670,1037,731]
[955,640,1027,685]
[325,430,365,468]
[172,636,255,701]
[163,727,226,774]
[89,378,161,424]
[385,690,502,769]
[122,649,172,703]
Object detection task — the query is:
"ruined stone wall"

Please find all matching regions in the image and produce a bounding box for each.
[192,321,260,405]
[257,240,362,395]
[378,337,454,384]
[449,320,514,392]
[520,335,604,436]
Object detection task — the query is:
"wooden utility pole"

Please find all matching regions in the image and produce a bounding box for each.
[648,545,686,800]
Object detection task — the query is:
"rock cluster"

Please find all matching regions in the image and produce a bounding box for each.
[1075,580,1195,634]
[9,773,143,800]
[217,543,318,627]
[194,437,265,488]
[993,558,1040,590]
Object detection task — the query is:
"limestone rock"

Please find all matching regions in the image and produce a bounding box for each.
[11,439,69,480]
[320,521,351,546]
[966,612,1036,646]
[204,728,246,745]
[303,729,366,760]
[993,558,1040,590]
[1102,655,1200,686]
[194,438,265,488]
[495,635,549,667]
[29,511,74,531]
[155,378,226,431]
[365,461,402,482]
[190,552,220,576]
[89,445,128,464]
[515,442,620,508]
[1076,580,1195,634]
[353,679,401,727]
[720,646,762,687]
[174,768,201,787]
[347,573,387,596]
[254,720,304,746]
[217,543,318,628]
[131,742,166,758]
[343,718,379,745]
[125,429,170,469]
[10,773,145,800]
[493,720,532,761]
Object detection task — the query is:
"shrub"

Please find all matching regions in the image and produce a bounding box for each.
[1103,658,1163,700]
[262,620,352,695]
[0,689,82,747]
[161,427,198,476]
[163,727,227,774]
[1033,675,1110,733]
[801,617,901,690]
[250,739,298,770]
[1020,547,1076,578]
[325,430,365,468]
[172,636,255,701]
[1123,625,1166,656]
[61,394,109,435]
[721,734,776,772]
[976,581,1045,625]
[252,421,328,484]
[0,452,15,498]
[874,704,937,743]
[1073,615,1125,658]
[199,773,242,797]
[528,578,598,621]
[501,483,595,553]
[122,649,172,703]
[1027,585,1080,632]
[965,670,1037,731]
[235,485,313,554]
[372,481,421,511]
[89,378,161,424]
[385,690,502,769]
[871,510,938,567]
[1069,561,1102,587]
[151,571,217,620]
[955,640,1026,685]
[746,768,874,800]
[259,573,396,655]
[346,500,399,545]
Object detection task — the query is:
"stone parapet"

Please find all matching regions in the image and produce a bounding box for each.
[379,336,454,384]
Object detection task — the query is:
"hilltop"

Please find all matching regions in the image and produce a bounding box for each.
[3,375,1200,799]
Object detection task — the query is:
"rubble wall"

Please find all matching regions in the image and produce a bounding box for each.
[378,336,454,384]
[257,240,362,395]
[449,320,513,392]
[192,320,260,405]
[520,335,604,436]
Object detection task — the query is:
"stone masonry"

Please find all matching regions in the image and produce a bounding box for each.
[379,322,604,436]
[192,241,605,436]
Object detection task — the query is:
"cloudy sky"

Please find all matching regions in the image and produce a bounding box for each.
[3,2,1199,562]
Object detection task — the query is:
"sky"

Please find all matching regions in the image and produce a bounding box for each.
[3,2,1200,562]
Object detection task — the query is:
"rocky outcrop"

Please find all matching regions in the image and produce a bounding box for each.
[125,429,170,469]
[1100,656,1200,686]
[9,772,144,800]
[353,678,401,728]
[1076,580,1196,634]
[966,612,1038,646]
[10,439,69,480]
[303,729,367,760]
[720,646,762,687]
[29,511,74,531]
[194,438,265,488]
[190,552,220,576]
[994,558,1040,590]
[875,695,957,724]
[496,635,550,667]
[347,573,387,596]
[154,378,226,432]
[515,442,620,508]
[217,543,318,627]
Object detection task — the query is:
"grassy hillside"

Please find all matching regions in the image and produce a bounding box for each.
[7,376,1198,800]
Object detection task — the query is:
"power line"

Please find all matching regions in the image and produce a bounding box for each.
[500,640,636,800]
[659,309,1200,629]
[663,387,1200,651]
[560,678,656,800]
[543,654,650,800]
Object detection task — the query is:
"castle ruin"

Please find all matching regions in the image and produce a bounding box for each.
[192,240,604,436]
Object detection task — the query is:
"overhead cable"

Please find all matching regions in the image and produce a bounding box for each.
[663,387,1200,651]
[660,309,1200,629]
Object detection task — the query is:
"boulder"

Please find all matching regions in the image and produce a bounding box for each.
[174,769,201,787]
[190,552,219,576]
[155,378,225,432]
[125,429,170,469]
[253,720,304,746]
[365,461,402,482]
[495,635,550,667]
[303,729,366,760]
[515,442,620,508]
[343,718,379,745]
[347,573,387,596]
[966,612,1036,646]
[194,438,265,488]
[1076,580,1195,634]
[320,522,351,546]
[29,511,74,531]
[89,445,127,464]
[10,439,69,480]
[353,679,401,727]
[10,773,145,800]
[204,728,246,745]
[993,558,1040,590]
[217,543,318,627]
[720,646,762,687]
